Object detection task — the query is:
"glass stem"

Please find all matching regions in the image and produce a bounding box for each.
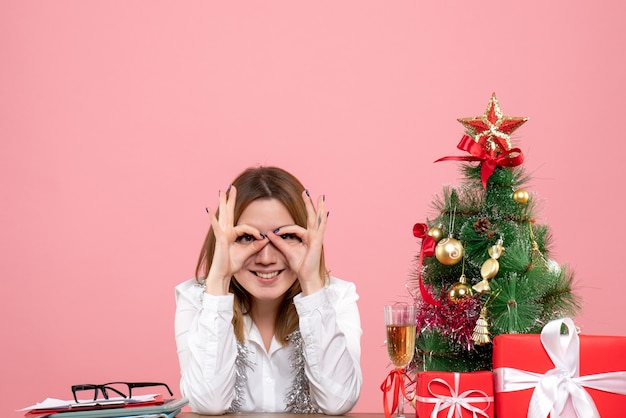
[397,370,405,418]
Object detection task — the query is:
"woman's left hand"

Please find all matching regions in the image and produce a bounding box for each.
[266,190,328,295]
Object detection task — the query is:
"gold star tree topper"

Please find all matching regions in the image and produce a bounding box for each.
[458,93,528,154]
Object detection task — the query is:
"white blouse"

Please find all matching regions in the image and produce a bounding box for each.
[174,276,363,415]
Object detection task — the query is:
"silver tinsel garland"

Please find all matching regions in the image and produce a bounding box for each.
[195,284,320,413]
[228,329,321,413]
[284,330,322,413]
[228,340,254,413]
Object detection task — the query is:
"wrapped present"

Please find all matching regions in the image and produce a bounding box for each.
[415,371,494,418]
[493,317,626,418]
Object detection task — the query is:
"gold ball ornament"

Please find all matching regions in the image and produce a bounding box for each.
[428,226,444,243]
[435,237,464,265]
[513,189,530,204]
[448,274,474,303]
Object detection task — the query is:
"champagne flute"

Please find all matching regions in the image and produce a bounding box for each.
[384,304,416,418]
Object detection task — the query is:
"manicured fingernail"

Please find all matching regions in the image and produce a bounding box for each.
[205,207,209,213]
[227,184,232,192]
[323,194,326,202]
[327,211,330,217]
[305,189,310,197]
[273,228,280,234]
[260,233,266,239]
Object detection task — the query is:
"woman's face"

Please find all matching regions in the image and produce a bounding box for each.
[232,198,300,304]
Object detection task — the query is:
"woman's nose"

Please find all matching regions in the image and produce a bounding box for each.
[255,240,278,264]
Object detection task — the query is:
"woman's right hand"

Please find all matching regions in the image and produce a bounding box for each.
[204,185,268,295]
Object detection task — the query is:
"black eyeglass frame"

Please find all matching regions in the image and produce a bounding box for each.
[71,381,173,403]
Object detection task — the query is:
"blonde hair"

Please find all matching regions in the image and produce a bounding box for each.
[195,166,328,344]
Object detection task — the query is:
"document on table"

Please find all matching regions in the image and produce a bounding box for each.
[19,394,160,411]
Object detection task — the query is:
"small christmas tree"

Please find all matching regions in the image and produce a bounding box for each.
[409,93,581,373]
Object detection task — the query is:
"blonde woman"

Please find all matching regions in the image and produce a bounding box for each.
[175,166,362,414]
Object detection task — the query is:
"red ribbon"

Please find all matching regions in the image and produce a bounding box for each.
[435,135,524,188]
[381,369,414,418]
[412,223,441,307]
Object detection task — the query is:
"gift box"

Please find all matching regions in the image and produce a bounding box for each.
[493,317,626,418]
[415,371,494,418]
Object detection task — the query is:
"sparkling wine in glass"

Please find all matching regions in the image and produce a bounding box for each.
[384,304,416,418]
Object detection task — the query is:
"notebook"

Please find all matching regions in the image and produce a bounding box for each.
[44,398,188,418]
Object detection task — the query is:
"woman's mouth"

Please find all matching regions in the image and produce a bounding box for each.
[255,271,281,279]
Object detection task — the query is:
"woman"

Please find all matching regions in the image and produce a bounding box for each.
[174,166,362,415]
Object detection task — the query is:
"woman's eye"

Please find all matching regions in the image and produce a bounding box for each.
[280,233,301,242]
[235,234,256,244]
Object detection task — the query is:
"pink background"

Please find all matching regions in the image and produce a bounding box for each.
[2,1,625,415]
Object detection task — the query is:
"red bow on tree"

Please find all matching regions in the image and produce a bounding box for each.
[435,135,524,188]
[413,223,441,307]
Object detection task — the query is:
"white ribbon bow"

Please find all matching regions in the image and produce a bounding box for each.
[416,372,493,418]
[494,317,626,418]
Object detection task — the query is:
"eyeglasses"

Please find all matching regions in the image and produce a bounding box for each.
[71,381,173,403]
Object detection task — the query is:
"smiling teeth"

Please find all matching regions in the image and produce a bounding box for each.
[256,272,279,279]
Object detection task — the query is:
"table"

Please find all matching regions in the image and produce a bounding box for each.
[178,414,383,418]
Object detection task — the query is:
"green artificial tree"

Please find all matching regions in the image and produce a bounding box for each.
[409,93,581,374]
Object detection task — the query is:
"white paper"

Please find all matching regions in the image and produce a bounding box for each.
[18,394,158,411]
